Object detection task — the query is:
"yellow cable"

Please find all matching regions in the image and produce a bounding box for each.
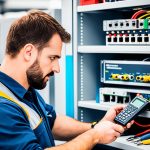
[141,139,150,145]
[139,13,150,19]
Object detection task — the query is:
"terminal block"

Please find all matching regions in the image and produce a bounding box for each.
[101,60,150,86]
[99,87,150,105]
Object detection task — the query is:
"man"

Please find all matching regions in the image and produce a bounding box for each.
[0,10,133,150]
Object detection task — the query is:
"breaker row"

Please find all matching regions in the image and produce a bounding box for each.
[106,33,150,45]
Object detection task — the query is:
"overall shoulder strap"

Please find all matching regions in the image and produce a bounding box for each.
[0,82,42,130]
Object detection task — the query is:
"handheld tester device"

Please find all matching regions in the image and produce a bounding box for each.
[114,96,149,126]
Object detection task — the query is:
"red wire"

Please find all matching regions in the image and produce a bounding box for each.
[134,121,150,128]
[131,10,147,19]
[131,10,144,19]
[135,129,150,137]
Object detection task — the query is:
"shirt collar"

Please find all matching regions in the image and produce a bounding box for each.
[0,71,27,99]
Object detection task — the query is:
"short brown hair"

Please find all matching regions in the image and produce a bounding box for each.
[6,10,71,57]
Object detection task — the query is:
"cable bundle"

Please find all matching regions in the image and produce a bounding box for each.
[131,10,150,19]
[127,121,150,145]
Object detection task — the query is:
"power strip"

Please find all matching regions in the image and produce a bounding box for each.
[103,19,150,31]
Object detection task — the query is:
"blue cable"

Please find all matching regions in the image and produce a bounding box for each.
[140,133,150,141]
[134,133,150,143]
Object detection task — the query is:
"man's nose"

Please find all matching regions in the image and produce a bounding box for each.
[52,60,60,73]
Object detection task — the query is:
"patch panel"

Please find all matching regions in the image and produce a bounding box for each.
[99,87,150,105]
[106,32,150,45]
[103,19,150,31]
[101,60,150,87]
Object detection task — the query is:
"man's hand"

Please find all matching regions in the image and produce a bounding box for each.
[92,104,134,144]
[103,104,126,122]
[93,120,125,144]
[102,104,134,129]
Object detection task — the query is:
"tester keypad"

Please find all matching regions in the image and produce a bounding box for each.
[115,105,137,123]
[114,96,149,126]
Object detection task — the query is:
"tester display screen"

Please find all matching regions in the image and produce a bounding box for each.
[131,98,145,108]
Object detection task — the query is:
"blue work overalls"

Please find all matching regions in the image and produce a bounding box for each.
[0,71,56,150]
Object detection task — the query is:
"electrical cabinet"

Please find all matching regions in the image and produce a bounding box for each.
[73,0,150,149]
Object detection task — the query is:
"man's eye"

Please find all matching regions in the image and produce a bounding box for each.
[50,57,55,61]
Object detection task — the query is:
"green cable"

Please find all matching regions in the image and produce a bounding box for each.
[144,19,149,29]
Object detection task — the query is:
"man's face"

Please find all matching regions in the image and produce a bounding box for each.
[26,33,62,89]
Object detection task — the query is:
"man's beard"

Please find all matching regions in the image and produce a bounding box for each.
[26,59,54,90]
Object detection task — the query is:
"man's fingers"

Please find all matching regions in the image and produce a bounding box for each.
[114,131,121,138]
[126,120,134,129]
[113,124,125,134]
[111,104,126,115]
[131,120,134,125]
[113,104,126,111]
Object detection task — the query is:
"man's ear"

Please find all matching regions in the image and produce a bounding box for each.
[23,44,37,62]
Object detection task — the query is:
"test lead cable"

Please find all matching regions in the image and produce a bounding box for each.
[127,129,150,141]
[133,133,150,144]
[134,121,150,128]
[137,139,150,145]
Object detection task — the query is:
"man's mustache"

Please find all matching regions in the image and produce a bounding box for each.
[48,71,54,77]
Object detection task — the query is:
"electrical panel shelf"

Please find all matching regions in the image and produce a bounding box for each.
[78,45,150,53]
[73,0,150,149]
[78,100,150,118]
